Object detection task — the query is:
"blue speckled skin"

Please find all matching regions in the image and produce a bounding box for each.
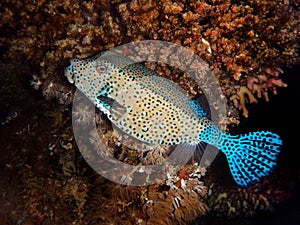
[65,52,282,187]
[199,121,281,187]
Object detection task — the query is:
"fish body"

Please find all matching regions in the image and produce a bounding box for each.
[65,52,282,187]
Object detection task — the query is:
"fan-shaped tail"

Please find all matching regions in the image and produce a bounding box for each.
[220,131,282,187]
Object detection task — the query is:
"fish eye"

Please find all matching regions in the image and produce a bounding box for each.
[96,65,107,73]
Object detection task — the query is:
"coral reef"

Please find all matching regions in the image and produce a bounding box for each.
[0,61,90,224]
[0,61,210,224]
[143,164,208,224]
[85,163,208,225]
[1,0,299,120]
[1,0,299,224]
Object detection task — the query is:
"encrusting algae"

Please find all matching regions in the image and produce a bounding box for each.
[0,0,299,224]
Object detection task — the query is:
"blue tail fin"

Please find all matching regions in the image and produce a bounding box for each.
[219,131,282,187]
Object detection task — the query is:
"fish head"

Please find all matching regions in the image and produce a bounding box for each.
[64,52,137,102]
[65,52,136,83]
[64,58,96,84]
[64,53,124,103]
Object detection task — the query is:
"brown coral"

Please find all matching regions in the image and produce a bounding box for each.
[1,0,299,119]
[83,163,208,225]
[0,0,299,224]
[143,164,208,224]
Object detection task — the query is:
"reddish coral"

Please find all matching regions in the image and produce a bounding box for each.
[1,0,299,119]
[0,0,299,224]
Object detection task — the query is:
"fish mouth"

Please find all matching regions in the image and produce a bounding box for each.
[65,64,75,84]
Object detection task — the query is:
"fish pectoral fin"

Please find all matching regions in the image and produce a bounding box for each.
[96,95,127,119]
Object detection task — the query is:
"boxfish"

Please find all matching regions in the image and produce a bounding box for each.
[65,51,282,187]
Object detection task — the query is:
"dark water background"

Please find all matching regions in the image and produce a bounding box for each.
[237,64,300,225]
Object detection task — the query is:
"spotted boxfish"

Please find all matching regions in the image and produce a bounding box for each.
[65,51,282,187]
